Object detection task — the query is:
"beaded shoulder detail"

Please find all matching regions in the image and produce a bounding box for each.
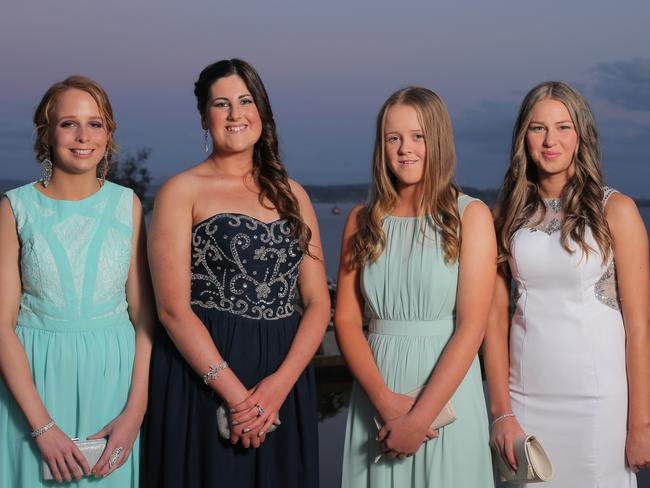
[526,198,562,235]
[190,213,304,320]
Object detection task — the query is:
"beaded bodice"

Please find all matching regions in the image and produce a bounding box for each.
[190,213,304,320]
[513,186,620,311]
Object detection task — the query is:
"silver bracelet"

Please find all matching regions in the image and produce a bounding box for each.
[31,419,55,438]
[202,361,229,385]
[491,412,515,427]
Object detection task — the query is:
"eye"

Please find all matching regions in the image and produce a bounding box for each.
[212,100,229,109]
[59,120,76,128]
[559,124,573,131]
[528,126,545,133]
[414,133,425,141]
[240,97,254,105]
[89,121,104,129]
[385,135,400,143]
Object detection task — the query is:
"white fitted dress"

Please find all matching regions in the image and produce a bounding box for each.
[508,188,636,487]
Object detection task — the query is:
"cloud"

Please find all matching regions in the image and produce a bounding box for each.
[591,58,650,111]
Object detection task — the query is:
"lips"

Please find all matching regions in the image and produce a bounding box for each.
[398,159,418,166]
[541,151,561,159]
[70,149,93,157]
[226,124,248,133]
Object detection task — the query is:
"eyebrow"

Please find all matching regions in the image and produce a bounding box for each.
[529,120,573,125]
[56,115,103,120]
[210,93,253,103]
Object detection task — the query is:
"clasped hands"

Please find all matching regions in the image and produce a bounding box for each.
[227,373,288,448]
[376,391,438,460]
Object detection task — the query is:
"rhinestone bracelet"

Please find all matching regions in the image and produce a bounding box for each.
[491,412,515,428]
[31,419,55,438]
[202,361,229,385]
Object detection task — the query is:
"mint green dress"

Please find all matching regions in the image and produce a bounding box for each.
[0,182,139,487]
[342,195,494,488]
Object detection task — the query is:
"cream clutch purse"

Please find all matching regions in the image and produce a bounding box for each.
[42,438,106,480]
[492,434,554,483]
[372,386,456,463]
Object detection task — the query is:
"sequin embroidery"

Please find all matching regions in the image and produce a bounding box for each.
[594,259,620,310]
[190,214,303,320]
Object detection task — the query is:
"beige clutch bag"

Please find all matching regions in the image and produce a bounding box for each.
[492,434,554,483]
[372,386,456,463]
[42,438,106,481]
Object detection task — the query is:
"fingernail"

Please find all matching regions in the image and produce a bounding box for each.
[231,420,239,426]
[258,431,264,437]
[229,408,236,413]
[243,427,251,433]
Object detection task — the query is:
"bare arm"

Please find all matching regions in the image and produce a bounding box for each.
[606,193,650,471]
[148,176,250,407]
[334,206,398,413]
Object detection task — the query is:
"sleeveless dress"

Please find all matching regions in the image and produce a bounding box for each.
[342,195,494,488]
[508,188,635,487]
[141,213,319,488]
[0,181,139,487]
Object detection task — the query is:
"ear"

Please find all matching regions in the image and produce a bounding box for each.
[200,114,208,131]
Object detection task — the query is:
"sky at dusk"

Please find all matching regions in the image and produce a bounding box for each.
[1,0,649,196]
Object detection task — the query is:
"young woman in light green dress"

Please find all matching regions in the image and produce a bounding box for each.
[335,87,496,487]
[0,76,155,486]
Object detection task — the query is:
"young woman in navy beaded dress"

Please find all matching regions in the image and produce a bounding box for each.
[140,59,330,487]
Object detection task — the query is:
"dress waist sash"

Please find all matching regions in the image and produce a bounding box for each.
[369,318,455,337]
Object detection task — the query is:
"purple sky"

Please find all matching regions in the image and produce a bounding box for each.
[1,0,649,196]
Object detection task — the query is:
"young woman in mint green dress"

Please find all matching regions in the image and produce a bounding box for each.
[0,76,155,486]
[335,87,496,487]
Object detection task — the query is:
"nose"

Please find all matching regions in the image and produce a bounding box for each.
[227,102,241,120]
[76,124,89,142]
[397,139,412,155]
[543,128,556,147]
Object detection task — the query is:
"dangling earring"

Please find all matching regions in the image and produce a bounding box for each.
[203,130,210,153]
[98,152,110,184]
[40,151,53,188]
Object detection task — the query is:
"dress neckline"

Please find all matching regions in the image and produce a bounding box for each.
[30,180,106,204]
[192,212,286,229]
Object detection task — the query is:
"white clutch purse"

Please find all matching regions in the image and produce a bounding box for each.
[42,438,107,480]
[492,434,554,483]
[372,386,456,463]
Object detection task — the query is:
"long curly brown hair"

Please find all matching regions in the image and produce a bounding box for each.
[494,81,612,274]
[352,87,461,267]
[194,59,312,254]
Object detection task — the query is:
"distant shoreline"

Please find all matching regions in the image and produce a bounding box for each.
[2,179,649,207]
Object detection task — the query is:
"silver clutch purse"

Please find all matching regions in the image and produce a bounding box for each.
[492,434,554,483]
[42,438,107,481]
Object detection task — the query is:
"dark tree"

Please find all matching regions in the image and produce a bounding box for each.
[108,148,153,213]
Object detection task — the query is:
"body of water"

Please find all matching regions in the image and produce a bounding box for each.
[313,201,650,488]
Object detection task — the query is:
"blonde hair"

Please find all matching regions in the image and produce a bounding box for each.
[352,87,461,267]
[33,76,118,174]
[494,81,612,273]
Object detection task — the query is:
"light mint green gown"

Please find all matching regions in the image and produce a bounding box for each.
[0,182,139,487]
[342,195,494,488]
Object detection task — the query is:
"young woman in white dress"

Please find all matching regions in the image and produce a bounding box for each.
[484,81,650,487]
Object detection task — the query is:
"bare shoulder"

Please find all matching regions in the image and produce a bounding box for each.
[0,195,14,219]
[461,198,492,226]
[604,191,639,219]
[156,171,200,203]
[288,178,310,203]
[344,204,366,235]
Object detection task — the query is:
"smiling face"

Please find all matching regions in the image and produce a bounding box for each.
[383,103,426,189]
[526,97,578,181]
[203,75,262,157]
[48,88,108,176]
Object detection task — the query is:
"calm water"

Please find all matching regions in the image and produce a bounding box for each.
[313,202,650,488]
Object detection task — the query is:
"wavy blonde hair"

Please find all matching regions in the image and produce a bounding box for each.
[33,76,118,178]
[352,87,461,267]
[494,81,612,273]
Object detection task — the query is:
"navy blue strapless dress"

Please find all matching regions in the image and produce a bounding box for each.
[141,214,319,488]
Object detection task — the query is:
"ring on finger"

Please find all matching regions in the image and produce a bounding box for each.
[255,403,265,417]
[108,447,124,469]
